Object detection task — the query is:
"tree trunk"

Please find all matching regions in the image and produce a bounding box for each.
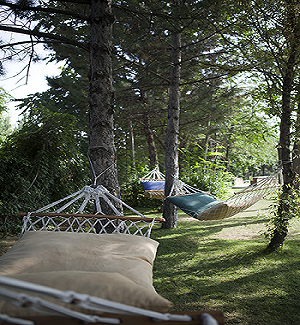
[203,117,211,171]
[143,112,158,168]
[88,0,122,215]
[292,102,300,188]
[162,0,181,229]
[267,0,300,252]
[128,118,136,168]
[267,53,295,251]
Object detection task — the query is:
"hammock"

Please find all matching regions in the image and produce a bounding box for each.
[18,184,164,238]
[0,185,224,324]
[166,168,283,221]
[0,276,223,324]
[139,166,165,199]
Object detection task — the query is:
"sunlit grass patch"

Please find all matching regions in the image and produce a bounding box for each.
[148,202,300,325]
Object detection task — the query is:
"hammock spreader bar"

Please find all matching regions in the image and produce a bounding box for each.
[19,185,163,238]
[166,168,282,221]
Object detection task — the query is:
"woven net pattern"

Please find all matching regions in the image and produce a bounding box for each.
[193,168,282,221]
[167,168,282,221]
[21,214,156,237]
[144,190,165,199]
[20,185,160,238]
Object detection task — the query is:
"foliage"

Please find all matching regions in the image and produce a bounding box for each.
[179,84,279,179]
[0,107,89,234]
[179,144,234,198]
[18,67,89,133]
[0,88,13,144]
[265,183,300,241]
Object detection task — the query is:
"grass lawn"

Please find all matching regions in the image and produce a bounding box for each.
[1,197,300,324]
[148,198,300,325]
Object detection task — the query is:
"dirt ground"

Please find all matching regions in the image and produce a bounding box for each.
[0,235,18,256]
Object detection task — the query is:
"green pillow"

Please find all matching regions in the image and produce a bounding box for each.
[166,193,219,219]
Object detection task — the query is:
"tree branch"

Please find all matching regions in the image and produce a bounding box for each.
[0,0,90,21]
[0,25,89,51]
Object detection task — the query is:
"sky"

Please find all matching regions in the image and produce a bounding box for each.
[0,44,61,126]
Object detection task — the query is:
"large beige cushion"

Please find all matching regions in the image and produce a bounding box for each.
[0,232,156,289]
[0,232,173,315]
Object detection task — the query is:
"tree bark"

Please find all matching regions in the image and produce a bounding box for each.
[88,0,122,215]
[292,102,300,188]
[267,51,295,251]
[162,0,181,229]
[143,112,158,168]
[128,118,136,168]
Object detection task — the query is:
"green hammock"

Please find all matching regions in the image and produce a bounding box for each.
[166,168,282,221]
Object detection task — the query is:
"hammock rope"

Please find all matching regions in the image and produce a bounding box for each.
[0,276,208,324]
[166,168,283,221]
[19,185,163,238]
[168,178,208,197]
[139,166,212,200]
[139,166,166,199]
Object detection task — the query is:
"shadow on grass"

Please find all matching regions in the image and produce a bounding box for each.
[152,222,300,325]
[152,213,270,242]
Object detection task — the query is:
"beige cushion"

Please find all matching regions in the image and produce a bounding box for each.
[0,232,173,315]
[0,232,156,289]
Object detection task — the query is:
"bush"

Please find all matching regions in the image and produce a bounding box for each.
[0,108,89,233]
[179,145,233,199]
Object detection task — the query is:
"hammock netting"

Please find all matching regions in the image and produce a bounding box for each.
[139,166,166,199]
[20,185,163,238]
[0,276,219,324]
[139,167,211,199]
[166,168,282,221]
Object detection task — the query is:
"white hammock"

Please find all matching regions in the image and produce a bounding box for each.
[19,185,164,238]
[0,276,220,325]
[139,166,166,199]
[166,168,283,221]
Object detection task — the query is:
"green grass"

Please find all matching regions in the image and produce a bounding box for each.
[144,199,300,325]
[1,198,300,324]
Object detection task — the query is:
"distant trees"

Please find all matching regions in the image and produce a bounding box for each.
[1,0,295,249]
[214,0,300,251]
[0,88,12,144]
